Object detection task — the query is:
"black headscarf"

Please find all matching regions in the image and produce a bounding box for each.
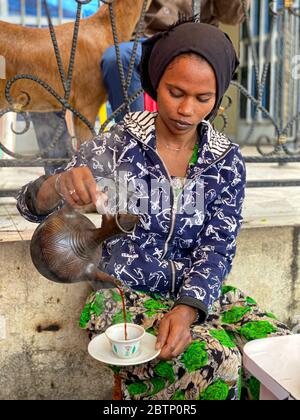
[140,21,239,121]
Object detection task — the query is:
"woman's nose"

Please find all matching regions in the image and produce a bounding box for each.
[178,98,193,117]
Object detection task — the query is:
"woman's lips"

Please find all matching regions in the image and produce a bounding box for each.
[171,119,194,130]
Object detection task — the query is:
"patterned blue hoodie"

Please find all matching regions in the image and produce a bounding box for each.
[17,111,246,321]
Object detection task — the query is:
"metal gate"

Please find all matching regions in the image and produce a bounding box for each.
[0,0,300,196]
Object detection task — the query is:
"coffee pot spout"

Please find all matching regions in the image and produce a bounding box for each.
[89,268,123,291]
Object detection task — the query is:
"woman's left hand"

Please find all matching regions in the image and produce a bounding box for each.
[156,304,197,361]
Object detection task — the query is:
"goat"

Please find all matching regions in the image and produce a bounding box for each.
[0,0,152,144]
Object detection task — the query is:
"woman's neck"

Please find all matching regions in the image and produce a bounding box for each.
[155,115,198,151]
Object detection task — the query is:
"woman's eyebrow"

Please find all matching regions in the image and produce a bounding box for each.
[167,83,215,96]
[196,92,215,97]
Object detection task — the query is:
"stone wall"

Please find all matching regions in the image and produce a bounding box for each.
[0,225,299,399]
[228,226,300,328]
[0,241,113,400]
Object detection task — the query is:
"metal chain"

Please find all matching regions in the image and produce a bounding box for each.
[0,109,32,159]
[283,8,292,130]
[43,0,85,155]
[231,81,280,134]
[4,74,96,159]
[97,0,149,129]
[2,0,300,165]
[242,0,260,87]
[42,0,67,89]
[108,1,130,114]
[1,0,95,160]
[239,0,300,156]
[66,1,83,97]
[99,87,144,133]
[42,0,85,154]
[278,10,284,132]
[124,0,148,93]
[241,0,277,146]
[4,75,96,133]
[277,2,300,155]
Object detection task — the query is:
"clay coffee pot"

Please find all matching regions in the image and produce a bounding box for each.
[30,203,139,287]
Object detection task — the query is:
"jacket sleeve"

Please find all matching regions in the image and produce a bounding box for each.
[212,0,250,25]
[16,127,122,223]
[174,145,246,322]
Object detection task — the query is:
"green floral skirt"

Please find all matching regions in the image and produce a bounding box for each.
[79,285,291,400]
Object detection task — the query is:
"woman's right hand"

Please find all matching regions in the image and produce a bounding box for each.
[36,167,108,212]
[54,167,100,208]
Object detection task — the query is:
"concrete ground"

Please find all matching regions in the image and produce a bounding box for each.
[0,149,299,399]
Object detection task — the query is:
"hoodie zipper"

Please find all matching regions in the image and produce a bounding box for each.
[127,129,234,260]
[127,131,176,251]
[170,260,176,294]
[162,145,234,260]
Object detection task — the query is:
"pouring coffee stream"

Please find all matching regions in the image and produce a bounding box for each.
[30,204,139,340]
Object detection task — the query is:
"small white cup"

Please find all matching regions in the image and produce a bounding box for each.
[105,323,145,359]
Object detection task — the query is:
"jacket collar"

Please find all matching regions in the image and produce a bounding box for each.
[123,111,157,148]
[123,111,233,169]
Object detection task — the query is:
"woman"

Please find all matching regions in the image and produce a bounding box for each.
[17,21,290,400]
[101,0,250,121]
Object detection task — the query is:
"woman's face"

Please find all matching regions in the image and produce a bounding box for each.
[156,54,217,137]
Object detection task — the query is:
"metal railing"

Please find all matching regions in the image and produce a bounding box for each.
[232,0,300,158]
[0,0,103,25]
[0,0,299,198]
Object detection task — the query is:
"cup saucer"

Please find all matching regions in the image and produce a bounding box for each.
[88,332,161,366]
